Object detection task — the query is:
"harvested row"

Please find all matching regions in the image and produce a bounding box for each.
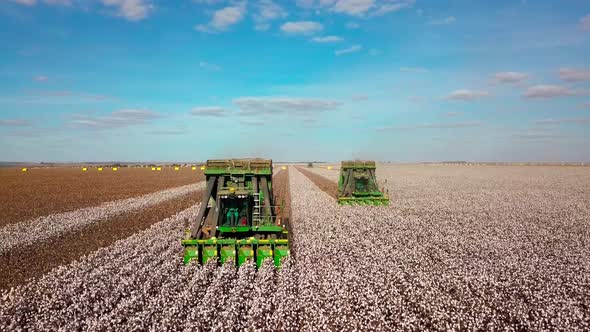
[0,182,204,255]
[0,167,204,227]
[272,169,293,243]
[295,166,338,198]
[303,166,339,182]
[0,190,202,289]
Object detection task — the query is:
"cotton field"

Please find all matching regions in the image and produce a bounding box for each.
[1,165,589,331]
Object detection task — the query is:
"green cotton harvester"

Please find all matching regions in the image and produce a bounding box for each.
[182,159,289,268]
[337,160,390,205]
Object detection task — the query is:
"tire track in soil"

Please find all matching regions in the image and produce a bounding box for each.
[0,190,203,290]
[295,166,339,199]
[272,168,293,247]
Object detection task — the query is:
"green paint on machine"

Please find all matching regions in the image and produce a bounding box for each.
[181,159,290,268]
[337,160,390,206]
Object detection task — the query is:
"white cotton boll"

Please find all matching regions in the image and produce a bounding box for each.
[1,166,589,331]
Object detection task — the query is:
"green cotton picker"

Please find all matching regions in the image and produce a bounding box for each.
[182,159,289,268]
[337,160,390,205]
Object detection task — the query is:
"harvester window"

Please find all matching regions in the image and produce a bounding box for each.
[356,178,368,192]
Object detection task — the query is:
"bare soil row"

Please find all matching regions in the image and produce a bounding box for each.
[273,169,292,225]
[0,167,205,226]
[295,166,338,198]
[0,190,202,290]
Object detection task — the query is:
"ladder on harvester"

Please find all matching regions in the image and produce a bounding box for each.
[252,192,261,224]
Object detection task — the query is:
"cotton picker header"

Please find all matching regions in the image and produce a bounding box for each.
[181,159,289,268]
[338,160,389,205]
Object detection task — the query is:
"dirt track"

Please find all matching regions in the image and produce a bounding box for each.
[273,169,292,229]
[0,167,204,226]
[296,167,338,198]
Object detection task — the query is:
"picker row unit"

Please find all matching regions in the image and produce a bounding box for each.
[182,159,289,268]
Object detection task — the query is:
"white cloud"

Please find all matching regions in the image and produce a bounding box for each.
[191,107,231,117]
[295,0,338,8]
[212,4,246,29]
[252,0,287,30]
[193,0,224,4]
[335,44,362,55]
[559,68,590,82]
[373,0,414,16]
[523,85,587,98]
[579,14,590,30]
[0,119,31,126]
[199,61,222,71]
[255,0,287,21]
[101,0,153,21]
[332,0,375,16]
[33,75,49,82]
[428,16,456,25]
[311,35,343,43]
[296,0,412,16]
[446,89,489,101]
[10,0,36,5]
[400,66,429,73]
[196,3,246,33]
[234,97,341,116]
[68,109,159,129]
[11,0,149,20]
[280,21,323,35]
[494,72,529,84]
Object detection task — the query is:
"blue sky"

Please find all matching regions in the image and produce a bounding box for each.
[1,0,589,162]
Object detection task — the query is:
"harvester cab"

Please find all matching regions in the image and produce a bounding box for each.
[182,158,289,268]
[337,160,390,205]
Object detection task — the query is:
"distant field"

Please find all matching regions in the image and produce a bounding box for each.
[0,167,204,226]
